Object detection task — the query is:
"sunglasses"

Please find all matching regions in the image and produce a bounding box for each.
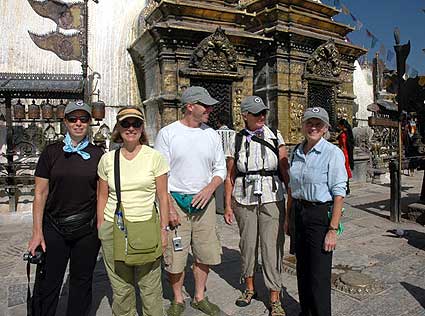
[249,110,267,117]
[119,119,143,129]
[66,115,90,123]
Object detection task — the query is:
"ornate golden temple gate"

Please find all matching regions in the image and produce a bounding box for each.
[130,0,366,142]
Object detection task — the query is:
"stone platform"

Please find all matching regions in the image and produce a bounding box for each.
[0,172,425,316]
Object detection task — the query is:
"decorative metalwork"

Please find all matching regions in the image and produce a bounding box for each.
[233,88,243,131]
[27,0,84,30]
[305,40,341,78]
[28,31,83,62]
[189,27,238,73]
[28,100,41,119]
[190,78,232,130]
[92,100,106,121]
[142,0,158,18]
[41,100,54,119]
[333,271,386,300]
[336,106,349,120]
[43,124,58,142]
[308,83,336,128]
[0,73,84,96]
[13,100,25,120]
[56,100,66,119]
[289,102,305,143]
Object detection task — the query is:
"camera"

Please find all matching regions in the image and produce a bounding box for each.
[23,246,45,264]
[172,236,183,252]
[245,174,262,196]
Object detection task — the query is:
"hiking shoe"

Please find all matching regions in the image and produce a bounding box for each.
[235,289,257,307]
[270,301,286,316]
[191,297,220,316]
[166,300,185,316]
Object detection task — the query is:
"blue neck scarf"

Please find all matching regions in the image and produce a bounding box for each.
[63,133,91,160]
[244,127,264,142]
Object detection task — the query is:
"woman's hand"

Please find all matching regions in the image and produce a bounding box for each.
[97,217,104,230]
[28,232,46,255]
[161,229,168,254]
[323,230,337,252]
[224,207,234,225]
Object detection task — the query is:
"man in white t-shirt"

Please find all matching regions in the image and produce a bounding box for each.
[154,86,226,316]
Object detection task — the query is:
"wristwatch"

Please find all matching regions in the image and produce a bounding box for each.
[161,225,171,232]
[328,225,338,232]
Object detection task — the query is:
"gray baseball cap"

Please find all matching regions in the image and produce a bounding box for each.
[181,86,219,106]
[240,96,269,114]
[302,107,330,126]
[65,100,91,116]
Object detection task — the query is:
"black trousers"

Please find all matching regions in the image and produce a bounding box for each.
[32,220,100,316]
[294,201,332,316]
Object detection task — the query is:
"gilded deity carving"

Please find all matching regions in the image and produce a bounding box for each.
[142,0,158,18]
[289,103,305,143]
[233,88,243,131]
[336,106,349,120]
[306,40,341,78]
[189,27,238,72]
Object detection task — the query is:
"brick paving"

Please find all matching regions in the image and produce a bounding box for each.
[0,172,424,315]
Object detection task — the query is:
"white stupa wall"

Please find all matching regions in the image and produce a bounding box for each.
[0,0,147,130]
[353,60,373,127]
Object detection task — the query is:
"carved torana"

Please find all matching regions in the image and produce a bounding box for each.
[189,27,238,73]
[306,40,342,78]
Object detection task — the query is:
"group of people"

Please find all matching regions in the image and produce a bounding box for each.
[27,86,351,316]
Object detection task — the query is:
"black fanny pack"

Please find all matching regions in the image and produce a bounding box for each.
[46,211,96,241]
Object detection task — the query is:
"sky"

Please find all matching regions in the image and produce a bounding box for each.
[321,0,425,75]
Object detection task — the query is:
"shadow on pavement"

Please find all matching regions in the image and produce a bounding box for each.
[385,229,425,251]
[348,200,390,220]
[400,282,425,309]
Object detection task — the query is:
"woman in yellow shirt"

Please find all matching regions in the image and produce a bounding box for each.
[97,106,169,316]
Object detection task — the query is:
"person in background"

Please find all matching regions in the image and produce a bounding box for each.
[28,100,103,316]
[97,106,169,316]
[224,96,289,316]
[287,107,347,316]
[215,114,235,214]
[155,86,226,316]
[337,118,354,195]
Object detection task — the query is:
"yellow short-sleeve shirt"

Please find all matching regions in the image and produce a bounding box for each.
[97,145,169,222]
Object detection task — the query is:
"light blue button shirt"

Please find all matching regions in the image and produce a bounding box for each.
[289,138,347,202]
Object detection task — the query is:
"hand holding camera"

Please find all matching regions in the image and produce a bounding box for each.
[171,227,183,252]
[23,245,45,265]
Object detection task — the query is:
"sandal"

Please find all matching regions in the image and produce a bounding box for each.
[235,289,257,307]
[190,296,220,316]
[166,300,185,316]
[270,301,286,316]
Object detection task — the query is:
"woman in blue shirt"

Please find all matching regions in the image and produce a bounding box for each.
[286,107,347,316]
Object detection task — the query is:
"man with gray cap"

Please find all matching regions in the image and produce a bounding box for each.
[224,96,289,316]
[154,86,226,316]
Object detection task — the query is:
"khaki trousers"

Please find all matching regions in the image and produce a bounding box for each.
[234,200,285,291]
[98,221,164,316]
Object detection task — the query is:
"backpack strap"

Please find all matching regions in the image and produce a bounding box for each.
[234,131,244,164]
